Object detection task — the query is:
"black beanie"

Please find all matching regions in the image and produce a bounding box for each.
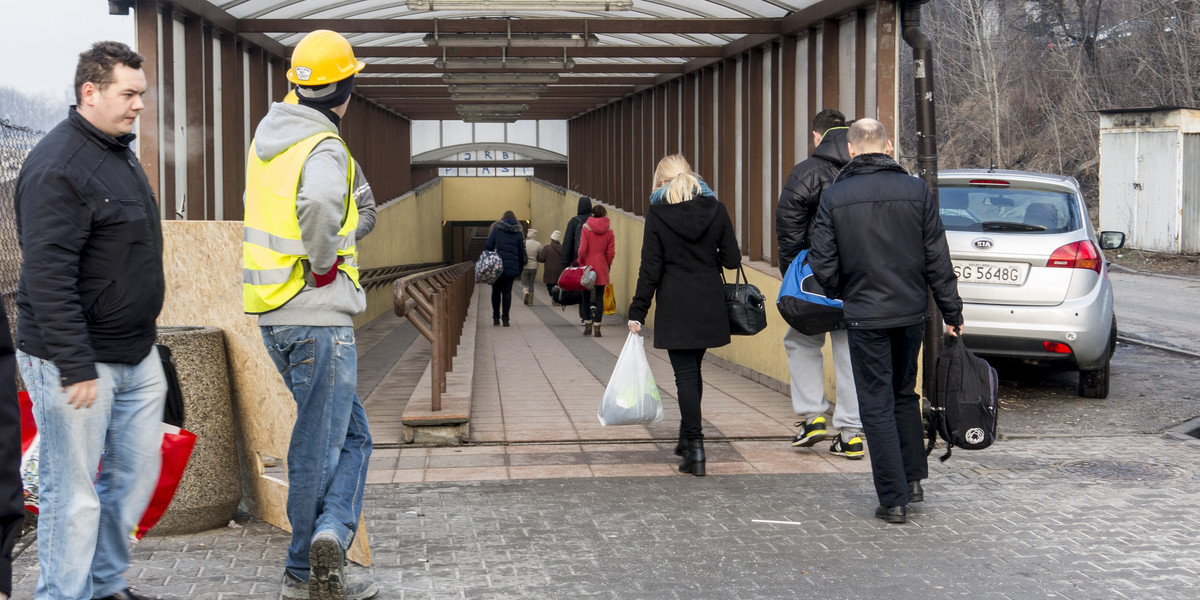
[296,75,355,110]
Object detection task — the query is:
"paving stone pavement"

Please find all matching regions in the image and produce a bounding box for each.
[12,434,1200,599]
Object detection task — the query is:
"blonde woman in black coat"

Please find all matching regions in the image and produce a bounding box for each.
[627,155,741,477]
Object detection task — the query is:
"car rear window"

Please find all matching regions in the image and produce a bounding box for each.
[938,186,1081,233]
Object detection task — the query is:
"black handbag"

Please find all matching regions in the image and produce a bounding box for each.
[723,265,768,336]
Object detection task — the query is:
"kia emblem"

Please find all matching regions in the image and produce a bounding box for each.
[973,238,994,250]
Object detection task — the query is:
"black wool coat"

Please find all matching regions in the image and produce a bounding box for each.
[486,218,527,277]
[628,194,741,350]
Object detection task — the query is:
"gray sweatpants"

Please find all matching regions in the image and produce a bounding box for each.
[783,327,861,437]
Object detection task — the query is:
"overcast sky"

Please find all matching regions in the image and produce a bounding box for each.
[3,0,135,99]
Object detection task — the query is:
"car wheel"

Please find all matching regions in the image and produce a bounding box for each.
[1078,317,1117,399]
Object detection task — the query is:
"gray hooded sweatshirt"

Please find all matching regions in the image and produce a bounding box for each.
[251,102,366,327]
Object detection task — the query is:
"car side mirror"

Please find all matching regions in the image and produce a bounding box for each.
[1099,231,1125,250]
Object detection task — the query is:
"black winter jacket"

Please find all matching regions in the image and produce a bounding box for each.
[628,194,741,350]
[14,109,165,385]
[486,218,527,277]
[775,127,850,275]
[808,153,962,329]
[561,196,592,267]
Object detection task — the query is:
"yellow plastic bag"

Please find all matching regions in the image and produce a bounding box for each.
[603,285,616,315]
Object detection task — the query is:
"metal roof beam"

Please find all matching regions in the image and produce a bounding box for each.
[239,18,782,35]
[366,64,685,74]
[353,46,724,58]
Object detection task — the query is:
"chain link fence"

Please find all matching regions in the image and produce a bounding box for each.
[0,119,40,343]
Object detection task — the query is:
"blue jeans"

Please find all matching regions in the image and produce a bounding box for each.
[17,348,166,600]
[260,325,372,580]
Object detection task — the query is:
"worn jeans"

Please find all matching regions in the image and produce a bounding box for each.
[260,325,372,580]
[783,327,861,437]
[846,324,928,507]
[17,348,165,600]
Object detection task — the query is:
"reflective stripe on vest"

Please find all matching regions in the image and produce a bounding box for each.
[243,131,360,314]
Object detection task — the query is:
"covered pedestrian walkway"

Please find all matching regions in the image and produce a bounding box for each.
[354,284,871,483]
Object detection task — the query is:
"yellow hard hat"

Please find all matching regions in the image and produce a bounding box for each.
[286,30,365,86]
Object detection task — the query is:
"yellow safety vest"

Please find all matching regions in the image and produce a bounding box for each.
[243,131,360,314]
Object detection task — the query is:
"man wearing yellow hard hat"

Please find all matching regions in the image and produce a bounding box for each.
[242,30,378,600]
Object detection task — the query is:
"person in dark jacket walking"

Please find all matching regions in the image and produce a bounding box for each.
[0,304,20,600]
[628,155,741,477]
[577,205,615,337]
[808,119,964,524]
[486,211,527,327]
[13,41,166,600]
[537,230,565,299]
[561,196,593,323]
[775,109,863,458]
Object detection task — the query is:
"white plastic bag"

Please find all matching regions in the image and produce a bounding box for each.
[598,332,664,426]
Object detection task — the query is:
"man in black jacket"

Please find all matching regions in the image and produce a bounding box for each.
[809,118,964,525]
[561,195,593,323]
[775,109,863,459]
[13,41,165,600]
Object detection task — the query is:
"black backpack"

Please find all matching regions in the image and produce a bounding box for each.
[926,335,998,462]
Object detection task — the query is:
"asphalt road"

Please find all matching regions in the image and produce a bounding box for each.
[1109,269,1200,356]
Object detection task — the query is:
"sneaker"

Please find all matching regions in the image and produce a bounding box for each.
[282,570,380,600]
[309,531,346,600]
[829,433,865,459]
[791,416,828,447]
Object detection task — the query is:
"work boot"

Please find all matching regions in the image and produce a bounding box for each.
[309,531,345,600]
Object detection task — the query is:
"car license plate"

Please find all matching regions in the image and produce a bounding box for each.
[953,261,1027,285]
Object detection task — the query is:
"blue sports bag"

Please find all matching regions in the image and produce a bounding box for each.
[776,249,845,336]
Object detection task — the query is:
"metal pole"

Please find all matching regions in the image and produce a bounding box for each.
[901,0,943,401]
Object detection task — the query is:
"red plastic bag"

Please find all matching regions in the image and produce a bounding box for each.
[19,392,39,514]
[133,425,197,541]
[18,392,197,539]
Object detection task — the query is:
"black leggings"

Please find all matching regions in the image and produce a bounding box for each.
[668,348,707,441]
[491,275,515,320]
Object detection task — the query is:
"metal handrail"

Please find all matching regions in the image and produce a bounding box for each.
[358,261,449,291]
[393,262,475,411]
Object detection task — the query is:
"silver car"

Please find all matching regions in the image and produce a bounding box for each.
[937,169,1126,398]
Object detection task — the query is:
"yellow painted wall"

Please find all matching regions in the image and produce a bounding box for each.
[442,177,531,222]
[354,182,447,327]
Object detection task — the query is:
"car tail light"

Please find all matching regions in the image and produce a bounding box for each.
[1047,240,1103,273]
[1043,341,1073,354]
[968,179,1010,186]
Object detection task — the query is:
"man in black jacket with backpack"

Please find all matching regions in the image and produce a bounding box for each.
[561,195,593,324]
[809,118,964,525]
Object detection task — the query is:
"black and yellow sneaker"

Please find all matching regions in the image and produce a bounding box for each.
[791,416,828,447]
[829,432,865,459]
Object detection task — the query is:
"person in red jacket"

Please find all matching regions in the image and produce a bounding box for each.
[577,204,616,337]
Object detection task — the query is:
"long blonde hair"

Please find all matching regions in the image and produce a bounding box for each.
[652,154,702,205]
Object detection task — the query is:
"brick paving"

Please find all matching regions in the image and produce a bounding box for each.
[10,289,1200,598]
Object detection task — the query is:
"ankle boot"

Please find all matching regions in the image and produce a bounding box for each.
[583,321,593,336]
[678,439,706,477]
[593,324,601,337]
[673,432,686,457]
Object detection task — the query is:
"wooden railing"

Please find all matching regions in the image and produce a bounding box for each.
[392,262,475,411]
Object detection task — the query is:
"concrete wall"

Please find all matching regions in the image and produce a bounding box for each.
[443,177,532,222]
[354,184,447,327]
